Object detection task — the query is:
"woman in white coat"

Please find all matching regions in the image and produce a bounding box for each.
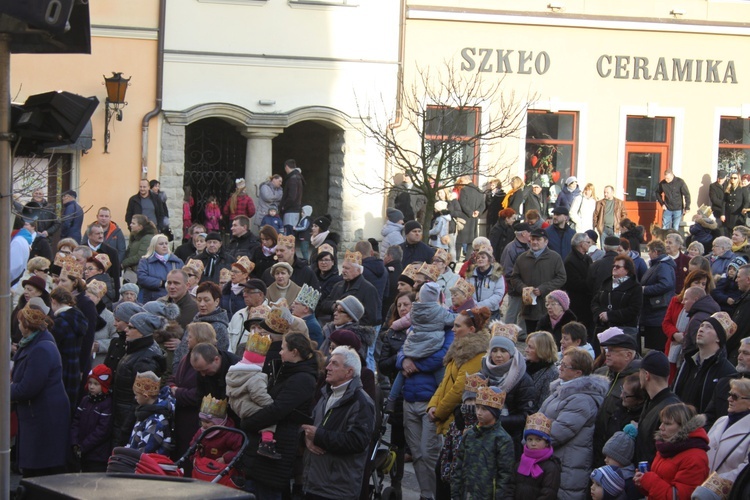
[569,183,597,232]
[705,377,750,483]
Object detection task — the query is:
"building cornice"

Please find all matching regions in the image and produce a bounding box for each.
[92,25,159,40]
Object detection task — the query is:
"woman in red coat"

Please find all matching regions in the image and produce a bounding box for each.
[634,403,709,500]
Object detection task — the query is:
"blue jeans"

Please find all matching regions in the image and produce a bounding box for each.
[367,325,379,371]
[662,209,682,230]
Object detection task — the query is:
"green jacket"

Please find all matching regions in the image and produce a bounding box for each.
[451,419,515,500]
[121,226,157,269]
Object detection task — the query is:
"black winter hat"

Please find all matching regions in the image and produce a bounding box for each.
[313,215,331,232]
[404,220,422,236]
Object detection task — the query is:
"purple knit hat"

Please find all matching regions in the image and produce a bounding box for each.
[546,290,570,311]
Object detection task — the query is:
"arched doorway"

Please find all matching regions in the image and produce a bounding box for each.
[272,121,334,221]
[184,118,247,229]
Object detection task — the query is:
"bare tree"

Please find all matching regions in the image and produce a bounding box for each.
[354,60,534,235]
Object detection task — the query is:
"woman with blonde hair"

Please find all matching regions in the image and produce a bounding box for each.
[223,177,256,222]
[504,176,527,213]
[136,233,184,302]
[722,172,748,232]
[569,183,597,232]
[525,330,560,408]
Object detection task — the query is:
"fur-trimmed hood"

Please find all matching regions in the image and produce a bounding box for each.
[655,413,708,444]
[469,261,504,281]
[443,329,490,367]
[695,216,718,230]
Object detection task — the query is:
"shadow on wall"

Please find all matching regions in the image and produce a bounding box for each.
[696,173,712,209]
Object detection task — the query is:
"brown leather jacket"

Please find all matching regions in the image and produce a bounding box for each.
[593,197,627,234]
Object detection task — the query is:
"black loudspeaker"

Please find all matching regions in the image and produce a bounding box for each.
[12,91,99,154]
[0,0,75,35]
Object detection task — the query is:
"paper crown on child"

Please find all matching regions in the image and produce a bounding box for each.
[246,330,272,356]
[450,278,475,298]
[462,373,488,402]
[433,248,450,263]
[94,253,112,271]
[60,255,83,279]
[233,256,255,274]
[184,259,205,275]
[696,204,714,219]
[475,386,506,410]
[219,267,232,281]
[697,472,733,499]
[490,321,519,342]
[132,373,160,397]
[417,262,440,282]
[86,280,108,300]
[344,250,362,266]
[524,412,553,441]
[295,284,321,311]
[200,394,228,419]
[277,234,295,249]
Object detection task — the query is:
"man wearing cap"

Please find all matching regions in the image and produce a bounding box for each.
[588,235,623,292]
[673,312,737,421]
[705,336,750,424]
[197,232,234,284]
[400,220,434,266]
[226,215,260,259]
[556,176,581,212]
[593,329,641,466]
[227,278,269,354]
[261,234,318,288]
[656,170,691,231]
[524,181,547,217]
[86,223,122,298]
[509,228,567,333]
[635,350,681,463]
[61,189,85,243]
[545,206,576,259]
[125,179,166,231]
[593,185,627,244]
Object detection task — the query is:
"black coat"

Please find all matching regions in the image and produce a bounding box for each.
[196,350,240,400]
[537,309,578,349]
[319,274,380,327]
[250,245,276,280]
[729,290,750,364]
[634,388,681,463]
[724,186,749,229]
[673,347,737,418]
[563,248,593,328]
[587,250,619,292]
[226,231,260,259]
[197,250,234,284]
[592,276,643,332]
[91,242,122,298]
[280,168,305,214]
[514,455,562,500]
[125,192,166,230]
[240,356,318,492]
[400,240,434,266]
[485,189,506,236]
[489,219,516,263]
[709,181,725,219]
[457,183,486,246]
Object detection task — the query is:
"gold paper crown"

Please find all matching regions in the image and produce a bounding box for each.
[60,255,83,279]
[262,307,291,335]
[433,247,450,263]
[476,244,494,257]
[344,250,362,266]
[185,258,205,275]
[233,256,255,274]
[86,279,108,300]
[200,394,228,418]
[699,472,733,499]
[249,304,271,320]
[401,263,421,280]
[476,386,506,410]
[711,311,738,338]
[697,204,714,219]
[54,252,69,267]
[277,234,296,249]
[491,321,519,342]
[133,374,160,397]
[525,412,553,435]
[464,373,488,394]
[246,331,272,355]
[94,253,112,271]
[450,278,475,297]
[294,283,321,311]
[417,263,440,282]
[318,243,335,256]
[219,267,232,281]
[270,298,288,309]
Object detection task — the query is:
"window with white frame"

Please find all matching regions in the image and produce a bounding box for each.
[718,117,750,175]
[423,105,480,179]
[524,110,578,189]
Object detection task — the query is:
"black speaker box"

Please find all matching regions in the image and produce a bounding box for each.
[0,0,75,35]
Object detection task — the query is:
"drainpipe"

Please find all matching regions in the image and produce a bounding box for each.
[141,0,166,179]
[382,0,406,205]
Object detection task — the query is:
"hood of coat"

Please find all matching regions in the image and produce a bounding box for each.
[655,413,708,444]
[411,302,450,332]
[194,307,229,327]
[470,261,504,281]
[696,217,718,230]
[362,256,387,279]
[649,254,677,269]
[687,294,721,317]
[382,221,404,237]
[549,374,610,401]
[444,328,490,367]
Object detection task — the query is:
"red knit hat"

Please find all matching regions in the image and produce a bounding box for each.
[89,364,113,394]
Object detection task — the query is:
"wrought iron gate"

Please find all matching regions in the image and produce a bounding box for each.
[184,118,246,230]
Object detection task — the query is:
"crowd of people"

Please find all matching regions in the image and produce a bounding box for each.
[8,167,750,500]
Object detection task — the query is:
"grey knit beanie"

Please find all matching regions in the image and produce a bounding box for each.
[128,312,164,337]
[603,431,635,466]
[336,296,365,322]
[115,302,145,323]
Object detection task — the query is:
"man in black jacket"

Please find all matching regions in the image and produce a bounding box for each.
[400,221,434,266]
[710,171,727,234]
[318,251,380,328]
[125,179,166,231]
[226,215,260,258]
[587,235,621,292]
[197,232,234,284]
[635,351,681,463]
[280,159,304,235]
[730,264,750,364]
[564,232,594,332]
[174,223,206,263]
[190,342,240,401]
[656,170,691,231]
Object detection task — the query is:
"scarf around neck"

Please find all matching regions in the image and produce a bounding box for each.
[262,245,276,257]
[655,435,709,458]
[517,445,554,478]
[18,329,42,349]
[311,231,329,248]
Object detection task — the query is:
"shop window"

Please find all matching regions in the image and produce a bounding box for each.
[525,110,577,188]
[424,105,480,179]
[718,117,750,175]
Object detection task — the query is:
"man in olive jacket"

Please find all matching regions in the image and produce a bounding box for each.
[509,228,567,333]
[302,346,375,499]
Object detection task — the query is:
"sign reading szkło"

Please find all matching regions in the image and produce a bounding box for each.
[459,47,738,83]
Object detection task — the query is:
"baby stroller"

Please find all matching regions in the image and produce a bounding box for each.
[368,413,399,500]
[109,426,248,489]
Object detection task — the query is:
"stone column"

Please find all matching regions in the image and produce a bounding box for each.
[240,127,283,228]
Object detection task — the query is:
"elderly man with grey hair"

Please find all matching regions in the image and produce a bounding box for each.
[711,236,736,278]
[302,345,375,500]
